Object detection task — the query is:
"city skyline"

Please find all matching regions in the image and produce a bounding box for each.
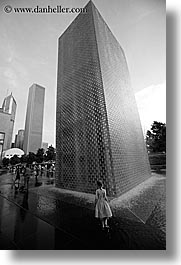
[0,0,166,146]
[0,0,169,252]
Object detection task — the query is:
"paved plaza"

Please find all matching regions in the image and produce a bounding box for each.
[0,170,166,250]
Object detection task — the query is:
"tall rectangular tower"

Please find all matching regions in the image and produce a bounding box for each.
[23,84,45,154]
[15,129,24,150]
[56,1,151,197]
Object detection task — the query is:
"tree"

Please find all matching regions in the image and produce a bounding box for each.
[2,157,10,167]
[146,121,166,153]
[20,154,28,164]
[44,145,56,162]
[26,152,37,164]
[10,155,21,165]
[36,148,44,163]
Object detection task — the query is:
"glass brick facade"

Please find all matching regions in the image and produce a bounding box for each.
[56,1,151,197]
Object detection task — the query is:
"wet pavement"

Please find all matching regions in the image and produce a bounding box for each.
[0,170,166,250]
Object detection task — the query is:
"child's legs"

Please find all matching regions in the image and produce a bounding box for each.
[100,218,104,228]
[104,218,108,227]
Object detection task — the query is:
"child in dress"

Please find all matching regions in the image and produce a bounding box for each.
[95,180,112,229]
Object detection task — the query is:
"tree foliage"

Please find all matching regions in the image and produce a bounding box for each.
[26,152,37,164]
[20,154,28,164]
[1,145,55,167]
[44,145,56,161]
[10,155,21,165]
[36,148,44,163]
[146,121,166,153]
[2,157,10,167]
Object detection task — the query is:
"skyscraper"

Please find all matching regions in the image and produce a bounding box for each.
[15,129,24,150]
[56,1,151,197]
[0,93,17,152]
[41,142,48,152]
[23,84,45,154]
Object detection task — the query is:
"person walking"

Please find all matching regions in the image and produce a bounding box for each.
[40,165,43,176]
[95,180,112,230]
[49,165,53,178]
[14,166,20,187]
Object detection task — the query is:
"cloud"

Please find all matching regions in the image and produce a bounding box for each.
[0,20,28,90]
[3,67,18,89]
[1,49,28,91]
[135,82,166,135]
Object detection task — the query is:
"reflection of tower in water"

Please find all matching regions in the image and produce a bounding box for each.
[13,191,36,245]
[12,192,56,249]
[19,191,29,221]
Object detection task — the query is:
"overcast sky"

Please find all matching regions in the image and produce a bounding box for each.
[0,0,166,146]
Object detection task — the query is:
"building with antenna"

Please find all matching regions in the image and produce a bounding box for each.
[15,129,24,150]
[0,93,17,154]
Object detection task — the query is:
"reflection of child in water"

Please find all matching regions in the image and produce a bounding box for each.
[95,180,112,229]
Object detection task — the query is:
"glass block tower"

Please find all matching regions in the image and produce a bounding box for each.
[56,1,151,197]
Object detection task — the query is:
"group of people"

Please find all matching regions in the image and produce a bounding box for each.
[11,164,112,230]
[11,163,55,191]
[13,164,31,191]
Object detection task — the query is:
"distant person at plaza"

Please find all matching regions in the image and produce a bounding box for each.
[49,165,54,178]
[33,165,37,179]
[40,165,43,176]
[33,164,39,182]
[95,180,112,229]
[14,166,20,186]
[13,166,16,174]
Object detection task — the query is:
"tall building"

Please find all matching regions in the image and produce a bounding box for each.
[15,129,24,150]
[23,84,45,154]
[0,93,17,153]
[41,142,48,152]
[14,134,18,147]
[0,132,5,159]
[56,1,151,197]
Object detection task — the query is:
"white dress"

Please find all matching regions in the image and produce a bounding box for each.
[95,188,112,218]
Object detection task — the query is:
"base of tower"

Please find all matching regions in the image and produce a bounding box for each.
[38,173,165,224]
